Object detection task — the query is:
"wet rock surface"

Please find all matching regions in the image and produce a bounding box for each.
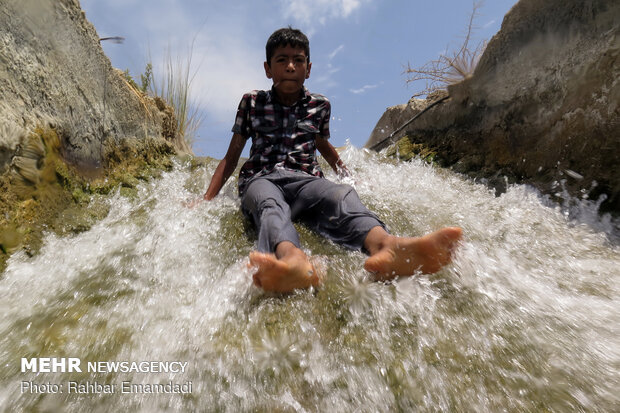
[0,0,188,267]
[0,0,188,173]
[367,0,620,214]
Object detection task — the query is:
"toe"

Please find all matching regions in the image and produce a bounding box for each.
[249,252,277,268]
[442,227,463,243]
[364,250,392,274]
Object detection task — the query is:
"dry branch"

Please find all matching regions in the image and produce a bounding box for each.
[405,1,487,97]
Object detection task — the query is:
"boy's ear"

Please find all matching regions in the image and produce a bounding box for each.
[264,61,272,79]
[305,61,312,79]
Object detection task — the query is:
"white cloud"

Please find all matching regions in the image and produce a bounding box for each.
[311,44,344,91]
[313,65,341,91]
[328,44,345,60]
[189,33,270,126]
[280,0,367,33]
[482,19,496,29]
[349,84,379,94]
[88,0,377,148]
[96,1,275,129]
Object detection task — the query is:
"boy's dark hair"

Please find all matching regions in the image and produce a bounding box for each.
[265,27,310,65]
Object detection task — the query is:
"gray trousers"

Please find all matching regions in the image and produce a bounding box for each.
[241,169,386,253]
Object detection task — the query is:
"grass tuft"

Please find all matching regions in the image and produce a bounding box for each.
[149,39,204,152]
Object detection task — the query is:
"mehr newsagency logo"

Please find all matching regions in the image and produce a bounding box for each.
[20,357,193,395]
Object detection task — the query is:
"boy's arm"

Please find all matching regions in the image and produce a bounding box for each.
[203,133,246,200]
[315,136,349,177]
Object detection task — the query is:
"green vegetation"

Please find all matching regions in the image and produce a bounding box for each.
[0,126,175,272]
[122,63,152,94]
[122,69,140,92]
[140,62,152,93]
[1,43,203,270]
[122,45,203,152]
[386,136,437,163]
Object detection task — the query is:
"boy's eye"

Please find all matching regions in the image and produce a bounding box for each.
[275,56,307,65]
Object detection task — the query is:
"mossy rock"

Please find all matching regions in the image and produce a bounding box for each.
[0,126,178,272]
[386,136,437,163]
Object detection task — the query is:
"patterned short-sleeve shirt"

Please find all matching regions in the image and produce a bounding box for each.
[232,87,331,195]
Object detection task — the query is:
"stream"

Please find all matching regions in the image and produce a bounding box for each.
[1,145,618,412]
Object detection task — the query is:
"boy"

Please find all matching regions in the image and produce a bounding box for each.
[203,27,462,293]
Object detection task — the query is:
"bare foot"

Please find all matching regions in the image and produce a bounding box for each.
[364,227,462,281]
[249,248,322,293]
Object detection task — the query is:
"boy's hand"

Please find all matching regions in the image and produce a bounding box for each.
[182,197,204,208]
[202,133,246,201]
[336,162,350,179]
[316,137,349,177]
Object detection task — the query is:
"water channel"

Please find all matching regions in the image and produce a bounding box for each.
[1,145,618,411]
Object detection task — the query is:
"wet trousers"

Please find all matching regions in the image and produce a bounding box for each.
[241,169,386,253]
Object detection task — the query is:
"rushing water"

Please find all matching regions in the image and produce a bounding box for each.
[1,145,618,412]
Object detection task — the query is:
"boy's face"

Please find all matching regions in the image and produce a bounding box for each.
[264,45,311,101]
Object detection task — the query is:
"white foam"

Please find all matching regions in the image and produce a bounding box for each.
[1,146,618,411]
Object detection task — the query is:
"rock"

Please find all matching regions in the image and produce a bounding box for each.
[0,0,190,174]
[0,0,191,269]
[367,0,620,214]
[365,97,428,150]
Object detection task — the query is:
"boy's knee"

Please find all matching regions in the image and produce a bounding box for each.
[256,197,289,217]
[242,183,284,213]
[258,196,280,209]
[324,183,353,203]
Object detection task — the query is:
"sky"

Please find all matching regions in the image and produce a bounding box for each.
[81,0,518,159]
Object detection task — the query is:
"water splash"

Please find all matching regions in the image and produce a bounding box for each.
[1,145,618,411]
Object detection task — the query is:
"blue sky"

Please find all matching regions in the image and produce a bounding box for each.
[81,0,518,158]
